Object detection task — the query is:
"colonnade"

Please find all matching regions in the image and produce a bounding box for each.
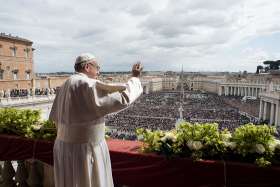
[259,97,280,126]
[220,85,264,98]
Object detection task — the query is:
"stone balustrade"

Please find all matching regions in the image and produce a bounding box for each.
[0,160,53,187]
[0,95,55,107]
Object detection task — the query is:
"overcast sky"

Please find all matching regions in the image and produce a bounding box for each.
[1,0,280,73]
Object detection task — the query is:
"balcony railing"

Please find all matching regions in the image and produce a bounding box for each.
[0,95,55,107]
[1,134,280,187]
[0,160,52,187]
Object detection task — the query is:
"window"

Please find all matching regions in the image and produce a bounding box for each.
[25,71,31,80]
[10,47,17,57]
[0,70,3,80]
[12,70,18,80]
[25,48,30,58]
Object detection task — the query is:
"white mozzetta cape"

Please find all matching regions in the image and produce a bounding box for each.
[49,73,143,187]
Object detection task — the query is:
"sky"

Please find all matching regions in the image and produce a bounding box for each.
[1,0,280,73]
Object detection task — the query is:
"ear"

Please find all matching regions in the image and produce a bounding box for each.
[85,64,90,72]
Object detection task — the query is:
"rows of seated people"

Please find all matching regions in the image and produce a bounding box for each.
[105,91,258,140]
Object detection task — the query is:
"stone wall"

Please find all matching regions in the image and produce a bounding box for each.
[0,36,33,81]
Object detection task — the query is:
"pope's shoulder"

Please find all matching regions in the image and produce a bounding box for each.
[64,73,97,88]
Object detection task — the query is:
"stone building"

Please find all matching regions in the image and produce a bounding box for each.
[0,33,34,90]
[217,74,280,98]
[259,83,280,126]
[0,33,70,91]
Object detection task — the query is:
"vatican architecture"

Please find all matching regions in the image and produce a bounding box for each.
[1,33,280,186]
[1,33,280,127]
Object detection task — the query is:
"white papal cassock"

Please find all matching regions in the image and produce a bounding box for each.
[49,72,143,187]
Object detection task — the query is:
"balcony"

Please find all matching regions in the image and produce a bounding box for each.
[0,134,280,187]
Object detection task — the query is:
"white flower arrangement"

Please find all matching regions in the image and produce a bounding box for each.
[269,139,280,151]
[161,132,176,142]
[225,142,236,150]
[31,124,42,131]
[187,140,203,151]
[274,139,280,150]
[221,132,232,141]
[137,134,144,141]
[136,122,279,167]
[255,144,266,154]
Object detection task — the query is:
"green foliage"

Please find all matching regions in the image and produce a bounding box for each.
[136,128,165,153]
[0,108,56,140]
[231,123,276,165]
[232,124,276,156]
[105,127,110,140]
[175,122,228,159]
[0,108,41,137]
[136,121,280,167]
[34,120,57,140]
[255,157,271,167]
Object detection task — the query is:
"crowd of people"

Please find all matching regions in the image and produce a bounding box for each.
[105,91,256,140]
[0,88,59,98]
[221,95,260,117]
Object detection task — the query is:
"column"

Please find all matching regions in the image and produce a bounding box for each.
[48,78,51,89]
[263,102,267,121]
[245,87,248,96]
[31,78,36,96]
[248,87,251,96]
[218,86,222,96]
[226,86,229,96]
[259,100,263,120]
[266,103,271,123]
[275,102,279,127]
[237,87,240,96]
[270,103,275,125]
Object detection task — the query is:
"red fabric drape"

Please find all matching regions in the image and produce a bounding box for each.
[0,134,280,187]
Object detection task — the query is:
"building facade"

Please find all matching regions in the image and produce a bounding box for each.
[0,33,34,89]
[0,33,34,80]
[259,86,280,126]
[0,33,70,91]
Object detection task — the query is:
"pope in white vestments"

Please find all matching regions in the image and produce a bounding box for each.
[49,53,143,187]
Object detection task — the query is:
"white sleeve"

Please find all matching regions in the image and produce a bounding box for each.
[91,77,143,116]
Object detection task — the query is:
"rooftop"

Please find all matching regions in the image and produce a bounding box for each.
[0,32,33,45]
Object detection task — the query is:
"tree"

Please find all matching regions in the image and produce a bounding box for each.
[265,66,270,72]
[256,65,263,74]
[263,60,280,70]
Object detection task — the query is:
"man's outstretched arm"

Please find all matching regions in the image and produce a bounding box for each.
[90,63,143,116]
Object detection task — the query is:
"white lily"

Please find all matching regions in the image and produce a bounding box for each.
[255,144,265,154]
[161,132,176,142]
[187,140,203,151]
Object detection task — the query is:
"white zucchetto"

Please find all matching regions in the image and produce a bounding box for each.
[75,53,96,65]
